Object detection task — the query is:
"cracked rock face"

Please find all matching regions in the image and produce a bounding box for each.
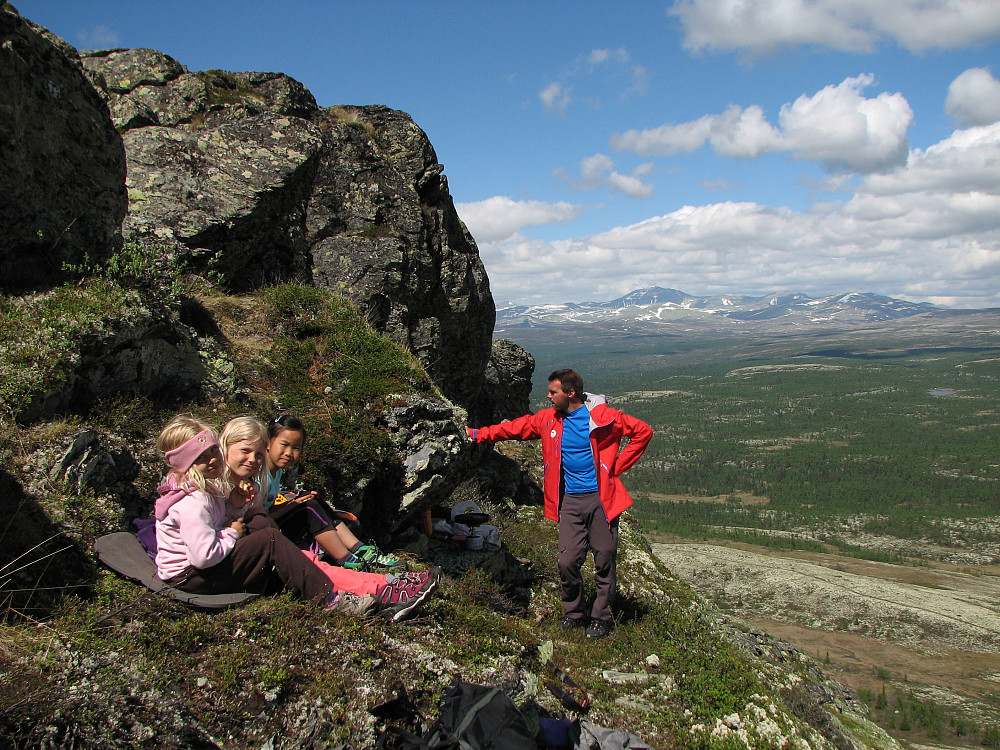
[475,339,535,424]
[81,47,496,415]
[121,112,325,288]
[0,8,127,292]
[381,394,470,519]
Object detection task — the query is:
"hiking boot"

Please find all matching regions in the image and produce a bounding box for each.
[322,592,378,616]
[558,615,587,630]
[585,619,611,640]
[375,574,439,622]
[355,542,405,570]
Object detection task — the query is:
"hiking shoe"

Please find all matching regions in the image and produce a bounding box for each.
[340,553,371,572]
[386,566,441,588]
[322,592,378,616]
[585,619,611,640]
[375,574,439,622]
[558,615,587,630]
[355,542,405,570]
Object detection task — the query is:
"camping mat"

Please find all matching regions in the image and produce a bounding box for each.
[95,532,257,609]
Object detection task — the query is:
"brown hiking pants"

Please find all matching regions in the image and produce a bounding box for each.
[165,505,332,603]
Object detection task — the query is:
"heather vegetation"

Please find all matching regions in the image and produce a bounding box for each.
[1,264,886,748]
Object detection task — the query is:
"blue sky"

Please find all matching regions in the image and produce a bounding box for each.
[18,1,1000,308]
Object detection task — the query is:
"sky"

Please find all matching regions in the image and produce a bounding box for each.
[17,1,1000,309]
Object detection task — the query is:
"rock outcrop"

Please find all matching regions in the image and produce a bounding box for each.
[0,8,126,292]
[475,338,535,424]
[0,11,510,538]
[382,394,470,518]
[4,283,236,424]
[80,48,495,415]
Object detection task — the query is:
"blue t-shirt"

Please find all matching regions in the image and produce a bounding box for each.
[561,405,598,494]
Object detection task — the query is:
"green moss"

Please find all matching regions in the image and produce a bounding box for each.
[434,568,536,666]
[358,223,397,239]
[0,280,150,416]
[652,608,763,719]
[251,284,430,487]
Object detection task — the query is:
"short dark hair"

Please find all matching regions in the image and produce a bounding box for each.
[548,369,584,398]
[269,414,307,443]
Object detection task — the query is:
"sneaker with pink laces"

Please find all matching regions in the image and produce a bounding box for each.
[374,573,438,622]
[385,566,441,588]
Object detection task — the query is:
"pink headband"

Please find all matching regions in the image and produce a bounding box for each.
[165,429,219,473]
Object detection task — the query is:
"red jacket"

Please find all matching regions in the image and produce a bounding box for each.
[469,394,652,522]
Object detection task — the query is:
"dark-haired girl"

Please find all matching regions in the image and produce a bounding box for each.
[266,414,402,571]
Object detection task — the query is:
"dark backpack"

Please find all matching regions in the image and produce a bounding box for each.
[379,681,535,750]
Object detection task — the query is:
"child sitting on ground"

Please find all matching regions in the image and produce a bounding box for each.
[220,416,438,621]
[152,415,371,616]
[265,414,402,571]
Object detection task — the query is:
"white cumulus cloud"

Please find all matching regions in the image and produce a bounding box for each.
[560,154,655,198]
[481,122,1000,309]
[946,68,1000,127]
[669,0,1000,56]
[778,74,912,172]
[611,74,911,173]
[455,197,586,244]
[540,81,571,115]
[709,104,783,157]
[610,114,716,156]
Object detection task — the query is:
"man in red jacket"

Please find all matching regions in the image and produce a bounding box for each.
[467,369,652,639]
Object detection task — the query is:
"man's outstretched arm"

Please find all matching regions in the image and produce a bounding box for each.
[467,413,544,443]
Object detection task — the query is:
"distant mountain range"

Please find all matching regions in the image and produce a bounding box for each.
[494,287,964,332]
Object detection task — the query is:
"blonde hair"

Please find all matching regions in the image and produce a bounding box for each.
[220,416,269,497]
[156,415,220,493]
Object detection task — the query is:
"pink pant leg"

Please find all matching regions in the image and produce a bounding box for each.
[301,551,386,595]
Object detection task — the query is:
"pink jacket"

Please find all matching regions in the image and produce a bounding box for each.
[469,394,652,522]
[154,476,239,580]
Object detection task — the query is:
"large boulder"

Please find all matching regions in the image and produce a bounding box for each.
[380,394,470,520]
[81,50,496,416]
[306,105,495,412]
[0,8,126,292]
[79,49,319,130]
[121,113,325,286]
